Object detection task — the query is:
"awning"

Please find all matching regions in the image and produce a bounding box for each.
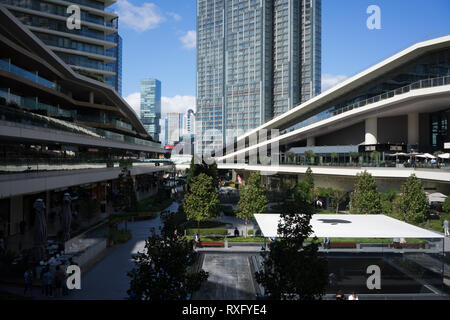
[427,192,447,203]
[254,214,444,239]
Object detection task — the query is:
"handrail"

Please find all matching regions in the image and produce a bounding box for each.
[282,75,450,134]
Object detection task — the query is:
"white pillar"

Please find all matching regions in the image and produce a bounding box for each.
[408,113,419,147]
[306,136,315,147]
[365,117,378,145]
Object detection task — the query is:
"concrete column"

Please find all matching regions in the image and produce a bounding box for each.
[306,136,315,147]
[408,113,419,147]
[10,196,23,235]
[89,91,94,104]
[365,117,378,145]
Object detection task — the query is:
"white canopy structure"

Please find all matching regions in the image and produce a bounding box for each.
[427,192,448,203]
[438,153,450,159]
[254,214,444,239]
[415,153,436,159]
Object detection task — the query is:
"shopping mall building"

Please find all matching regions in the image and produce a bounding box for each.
[213,35,450,194]
[0,6,170,252]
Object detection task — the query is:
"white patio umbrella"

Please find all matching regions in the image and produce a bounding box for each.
[427,192,448,204]
[415,153,436,159]
[438,153,450,159]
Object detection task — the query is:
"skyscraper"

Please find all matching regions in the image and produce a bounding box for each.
[167,112,183,145]
[1,0,122,93]
[140,78,161,142]
[183,109,195,135]
[196,0,321,154]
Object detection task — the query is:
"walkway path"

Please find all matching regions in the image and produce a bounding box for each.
[0,201,179,300]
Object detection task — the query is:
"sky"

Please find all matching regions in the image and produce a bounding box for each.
[115,0,450,118]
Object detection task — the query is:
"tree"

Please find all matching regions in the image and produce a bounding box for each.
[394,174,428,224]
[443,196,450,213]
[304,150,315,165]
[237,172,268,237]
[331,152,338,164]
[304,167,314,191]
[285,151,295,164]
[114,167,138,214]
[350,171,381,214]
[127,225,208,300]
[184,173,220,231]
[186,156,218,192]
[349,152,359,165]
[255,194,328,299]
[333,189,347,213]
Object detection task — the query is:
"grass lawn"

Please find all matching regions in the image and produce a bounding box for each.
[316,209,346,214]
[181,236,265,242]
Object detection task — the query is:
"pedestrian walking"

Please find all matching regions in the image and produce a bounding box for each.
[444,219,449,237]
[42,266,54,297]
[24,268,33,296]
[54,265,65,297]
[234,227,239,237]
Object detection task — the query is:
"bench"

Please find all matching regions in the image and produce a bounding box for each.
[199,241,224,248]
[393,243,425,249]
[329,242,357,249]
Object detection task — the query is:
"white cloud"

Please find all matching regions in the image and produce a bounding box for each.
[167,12,181,21]
[162,95,196,114]
[180,30,196,49]
[116,0,165,32]
[124,93,195,116]
[321,74,348,92]
[124,92,141,115]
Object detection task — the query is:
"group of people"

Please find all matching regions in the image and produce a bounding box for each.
[23,258,77,298]
[335,291,359,300]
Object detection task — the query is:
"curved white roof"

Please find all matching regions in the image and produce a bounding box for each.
[254,214,444,239]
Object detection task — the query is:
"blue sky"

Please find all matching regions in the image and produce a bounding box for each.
[115,0,450,115]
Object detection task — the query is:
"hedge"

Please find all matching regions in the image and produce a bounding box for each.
[186,228,228,236]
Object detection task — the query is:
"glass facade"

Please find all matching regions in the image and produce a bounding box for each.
[281,48,450,138]
[196,0,321,154]
[140,78,161,142]
[1,0,121,91]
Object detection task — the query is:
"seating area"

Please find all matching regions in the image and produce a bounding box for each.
[328,242,357,249]
[199,241,224,248]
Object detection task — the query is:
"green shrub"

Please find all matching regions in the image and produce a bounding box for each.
[219,205,235,216]
[108,228,132,243]
[443,196,450,213]
[247,229,254,235]
[186,228,228,236]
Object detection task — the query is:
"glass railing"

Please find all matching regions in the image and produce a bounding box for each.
[279,154,450,171]
[0,101,162,149]
[282,75,450,135]
[0,59,61,91]
[0,158,171,174]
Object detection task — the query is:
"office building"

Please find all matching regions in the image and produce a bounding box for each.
[196,0,321,154]
[0,6,169,254]
[216,36,450,194]
[167,112,183,145]
[0,0,122,94]
[140,78,161,142]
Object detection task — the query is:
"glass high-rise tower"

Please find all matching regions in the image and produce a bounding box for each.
[196,0,321,154]
[140,78,161,142]
[0,0,122,94]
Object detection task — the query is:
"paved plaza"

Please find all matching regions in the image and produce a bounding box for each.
[193,253,257,300]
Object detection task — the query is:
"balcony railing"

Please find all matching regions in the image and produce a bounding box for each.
[0,59,61,91]
[0,100,161,149]
[282,75,450,135]
[0,158,172,174]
